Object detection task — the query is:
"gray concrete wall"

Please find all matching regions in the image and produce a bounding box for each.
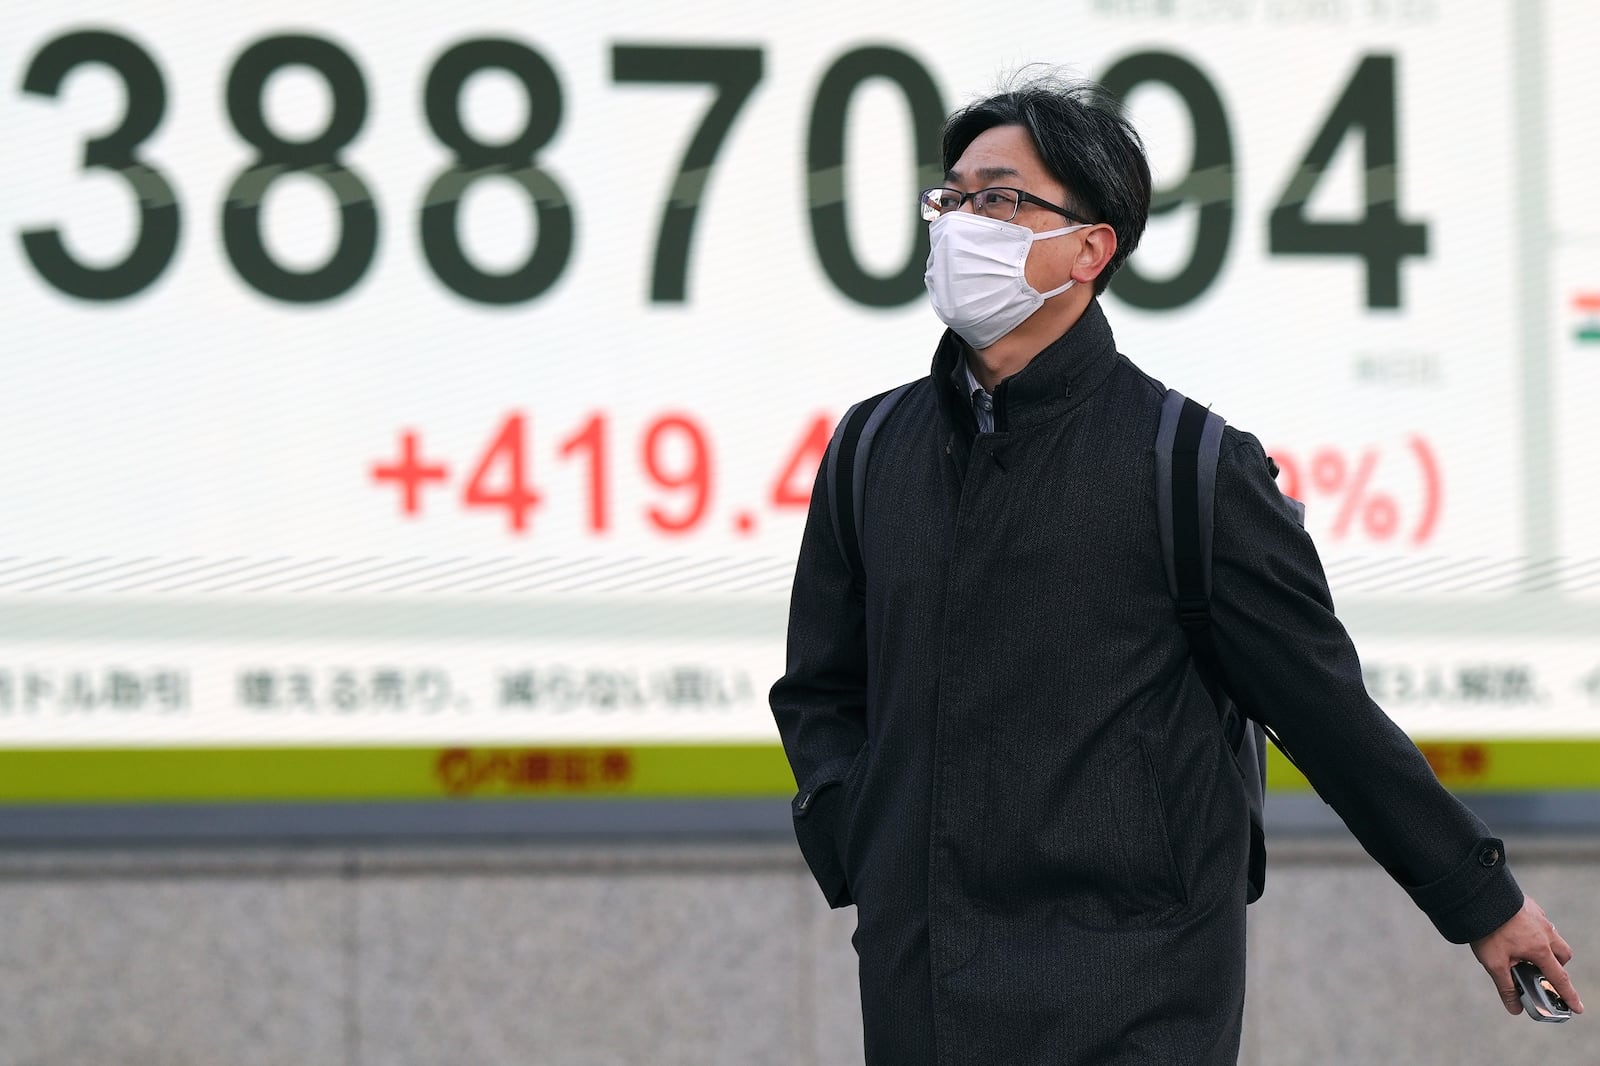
[0,835,1594,1066]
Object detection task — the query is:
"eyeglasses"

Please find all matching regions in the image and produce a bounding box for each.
[919,186,1095,225]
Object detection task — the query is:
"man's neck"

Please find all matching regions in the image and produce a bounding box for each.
[967,292,1091,391]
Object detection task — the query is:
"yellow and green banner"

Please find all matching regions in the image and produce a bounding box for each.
[0,739,1596,804]
[1267,739,1600,793]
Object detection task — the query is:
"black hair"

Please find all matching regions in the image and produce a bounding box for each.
[942,72,1152,295]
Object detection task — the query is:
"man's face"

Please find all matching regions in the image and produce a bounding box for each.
[944,123,1086,298]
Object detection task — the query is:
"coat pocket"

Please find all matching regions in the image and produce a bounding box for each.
[1103,740,1189,922]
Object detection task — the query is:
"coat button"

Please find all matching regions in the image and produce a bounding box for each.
[1479,846,1501,868]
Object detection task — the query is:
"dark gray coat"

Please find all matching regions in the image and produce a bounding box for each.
[770,300,1524,1066]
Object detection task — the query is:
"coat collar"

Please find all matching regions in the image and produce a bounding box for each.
[932,298,1121,437]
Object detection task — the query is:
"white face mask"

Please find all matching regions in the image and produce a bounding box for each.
[924,211,1091,350]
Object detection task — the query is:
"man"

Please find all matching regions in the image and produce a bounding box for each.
[769,76,1582,1065]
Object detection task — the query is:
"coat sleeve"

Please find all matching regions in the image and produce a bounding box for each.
[1205,430,1523,944]
[769,447,870,909]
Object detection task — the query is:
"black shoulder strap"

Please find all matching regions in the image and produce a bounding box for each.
[1158,389,1302,769]
[826,382,915,582]
[1156,389,1228,717]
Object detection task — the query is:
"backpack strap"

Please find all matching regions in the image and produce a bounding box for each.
[1156,389,1230,724]
[1161,393,1304,762]
[1158,389,1274,901]
[826,382,915,583]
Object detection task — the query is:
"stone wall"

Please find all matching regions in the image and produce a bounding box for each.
[0,835,1593,1065]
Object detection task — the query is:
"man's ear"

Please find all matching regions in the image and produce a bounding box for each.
[1071,224,1119,286]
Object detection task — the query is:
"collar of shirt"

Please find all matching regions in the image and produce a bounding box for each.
[957,355,996,434]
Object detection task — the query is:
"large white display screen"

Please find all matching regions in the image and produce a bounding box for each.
[2,0,1596,803]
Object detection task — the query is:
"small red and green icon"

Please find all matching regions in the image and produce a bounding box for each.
[1575,292,1600,345]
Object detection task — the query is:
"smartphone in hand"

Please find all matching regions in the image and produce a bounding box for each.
[1512,961,1573,1022]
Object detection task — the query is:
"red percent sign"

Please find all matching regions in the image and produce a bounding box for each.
[1267,438,1442,546]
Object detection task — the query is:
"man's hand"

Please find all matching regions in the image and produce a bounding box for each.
[1471,896,1583,1016]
